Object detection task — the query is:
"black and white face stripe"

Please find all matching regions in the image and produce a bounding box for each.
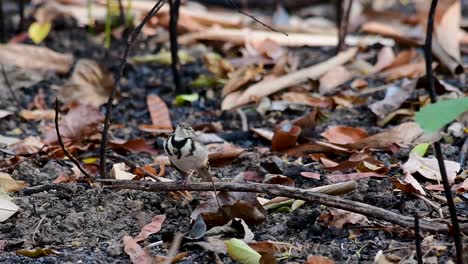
[165,135,196,160]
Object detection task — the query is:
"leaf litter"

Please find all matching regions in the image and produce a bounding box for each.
[0,0,467,263]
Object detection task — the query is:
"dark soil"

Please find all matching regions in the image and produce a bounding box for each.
[0,1,467,264]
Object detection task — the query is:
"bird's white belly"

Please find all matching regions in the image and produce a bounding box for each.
[168,140,208,172]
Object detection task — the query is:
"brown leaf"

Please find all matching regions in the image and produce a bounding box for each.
[456,178,468,193]
[207,142,244,166]
[272,123,301,151]
[369,80,416,119]
[361,21,422,46]
[381,49,418,72]
[0,172,28,192]
[264,174,295,187]
[281,92,335,108]
[320,209,368,229]
[321,126,368,145]
[0,44,73,74]
[391,173,426,196]
[249,241,293,255]
[43,104,104,144]
[56,59,114,107]
[319,66,353,95]
[372,46,395,73]
[133,214,166,242]
[222,65,264,96]
[300,172,321,180]
[123,236,153,264]
[251,128,274,141]
[249,38,285,60]
[109,138,157,154]
[326,172,386,183]
[138,95,173,134]
[306,255,335,264]
[380,61,428,81]
[19,109,55,121]
[9,136,45,155]
[402,152,460,184]
[434,0,461,61]
[285,141,351,157]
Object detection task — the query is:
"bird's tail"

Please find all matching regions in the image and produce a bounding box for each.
[196,166,213,182]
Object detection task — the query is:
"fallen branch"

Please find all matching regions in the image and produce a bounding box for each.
[98,180,454,233]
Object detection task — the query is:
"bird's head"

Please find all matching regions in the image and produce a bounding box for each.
[174,122,196,138]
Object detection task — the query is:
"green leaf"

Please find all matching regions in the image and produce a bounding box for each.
[415,98,468,133]
[411,143,430,157]
[291,200,305,211]
[28,22,51,44]
[191,75,226,88]
[129,50,195,65]
[174,93,199,106]
[225,238,261,264]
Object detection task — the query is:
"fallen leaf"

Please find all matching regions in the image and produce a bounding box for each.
[109,138,158,154]
[43,104,104,144]
[111,163,136,180]
[123,236,153,264]
[55,59,114,107]
[28,22,51,44]
[402,152,460,183]
[9,136,45,155]
[16,248,60,258]
[0,44,73,74]
[0,110,13,119]
[251,128,274,141]
[415,97,468,133]
[249,38,285,60]
[249,241,294,256]
[0,197,19,222]
[456,178,468,193]
[129,49,195,65]
[391,172,426,196]
[380,61,428,81]
[222,65,264,96]
[0,172,28,192]
[319,66,353,95]
[320,209,368,229]
[306,255,334,264]
[272,123,301,151]
[434,0,461,61]
[369,80,416,119]
[19,109,55,121]
[372,46,395,73]
[321,126,368,145]
[225,238,261,264]
[133,214,166,242]
[264,174,295,187]
[174,93,199,106]
[207,142,244,166]
[280,92,335,108]
[138,95,173,134]
[300,172,321,180]
[381,49,418,71]
[285,141,351,157]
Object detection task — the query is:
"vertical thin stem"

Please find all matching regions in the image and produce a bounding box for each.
[0,0,5,43]
[18,0,24,33]
[1,64,21,109]
[104,0,112,48]
[169,0,183,93]
[99,0,166,179]
[117,0,125,26]
[337,0,353,53]
[423,1,463,263]
[414,214,423,264]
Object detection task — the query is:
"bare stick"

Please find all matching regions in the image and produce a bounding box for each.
[98,180,453,233]
[17,0,25,33]
[169,0,183,93]
[423,0,463,262]
[55,98,92,178]
[225,0,287,36]
[99,0,166,179]
[117,0,125,26]
[0,0,5,43]
[336,0,353,53]
[236,109,248,131]
[414,214,423,264]
[459,136,468,170]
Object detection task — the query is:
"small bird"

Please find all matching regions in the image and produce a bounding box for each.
[164,123,212,183]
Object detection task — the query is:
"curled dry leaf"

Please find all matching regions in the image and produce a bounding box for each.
[372,46,395,73]
[9,136,45,155]
[207,142,244,166]
[56,59,114,107]
[271,123,301,151]
[263,174,295,187]
[381,49,418,72]
[319,66,353,95]
[133,214,166,242]
[19,109,55,121]
[300,172,321,180]
[0,44,73,74]
[390,172,426,196]
[369,80,416,119]
[138,95,173,134]
[0,197,19,222]
[111,163,136,180]
[251,128,274,141]
[434,0,461,61]
[321,126,368,145]
[402,152,460,184]
[248,38,285,60]
[43,104,104,145]
[123,236,153,264]
[280,92,335,108]
[320,208,368,229]
[0,172,28,192]
[222,64,264,96]
[306,255,334,264]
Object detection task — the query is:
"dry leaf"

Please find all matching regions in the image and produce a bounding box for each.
[306,255,334,264]
[321,209,368,229]
[381,49,418,72]
[222,65,264,96]
[123,236,153,264]
[138,95,173,133]
[111,163,136,180]
[361,21,422,46]
[0,172,28,192]
[372,46,395,73]
[0,198,19,222]
[281,92,335,108]
[369,80,416,119]
[300,172,321,180]
[380,61,428,81]
[326,172,386,183]
[251,128,274,141]
[43,104,104,144]
[402,152,460,183]
[249,38,285,60]
[133,215,166,242]
[272,123,301,151]
[391,172,426,196]
[0,44,73,74]
[9,136,45,155]
[109,138,158,154]
[434,0,461,61]
[319,66,353,95]
[207,142,244,165]
[321,126,368,145]
[0,110,13,119]
[19,109,55,121]
[56,59,114,107]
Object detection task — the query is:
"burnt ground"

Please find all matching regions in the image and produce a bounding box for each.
[1,2,468,264]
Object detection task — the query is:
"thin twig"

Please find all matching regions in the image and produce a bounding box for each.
[55,98,92,178]
[414,214,423,264]
[459,136,467,170]
[236,108,248,131]
[106,153,165,181]
[162,232,183,264]
[31,215,47,244]
[98,180,455,233]
[226,0,287,36]
[1,64,21,109]
[17,0,25,33]
[169,0,183,93]
[423,1,463,262]
[0,0,5,43]
[336,0,353,53]
[117,0,125,26]
[99,0,167,179]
